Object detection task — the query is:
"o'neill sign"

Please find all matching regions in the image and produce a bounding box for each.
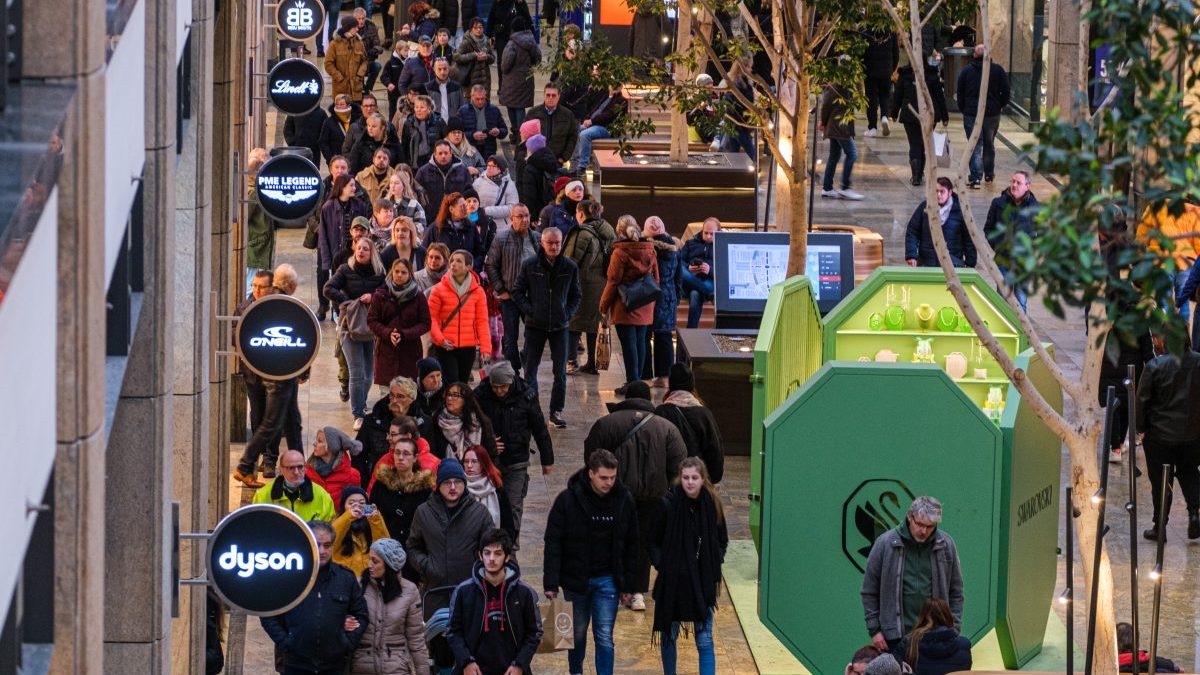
[255,153,323,222]
[268,59,324,116]
[207,504,319,616]
[276,0,325,41]
[235,294,321,380]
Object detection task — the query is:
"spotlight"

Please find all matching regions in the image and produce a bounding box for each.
[1057,589,1071,605]
[1149,565,1162,582]
[1091,488,1104,505]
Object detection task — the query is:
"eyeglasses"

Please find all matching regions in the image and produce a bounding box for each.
[445,391,464,399]
[388,391,412,400]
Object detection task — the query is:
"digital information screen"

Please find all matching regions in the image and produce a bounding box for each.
[714,231,855,316]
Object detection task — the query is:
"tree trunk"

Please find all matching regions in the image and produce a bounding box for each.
[783,74,811,275]
[670,0,694,164]
[1066,426,1119,675]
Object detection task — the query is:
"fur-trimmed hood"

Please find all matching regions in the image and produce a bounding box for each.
[647,234,680,254]
[374,465,436,493]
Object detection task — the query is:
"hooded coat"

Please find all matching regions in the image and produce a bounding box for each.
[368,467,438,551]
[564,217,616,333]
[646,234,683,331]
[654,390,725,484]
[498,30,541,108]
[306,427,365,509]
[350,574,431,675]
[896,626,973,675]
[583,398,686,500]
[517,139,559,217]
[600,240,660,326]
[446,561,543,675]
[327,31,369,102]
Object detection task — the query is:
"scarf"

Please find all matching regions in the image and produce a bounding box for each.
[467,474,502,527]
[309,453,338,478]
[414,118,431,158]
[437,409,481,456]
[334,107,352,132]
[652,487,723,636]
[663,389,703,408]
[385,275,420,302]
[450,272,473,297]
[938,197,953,225]
[453,137,479,159]
[424,265,447,286]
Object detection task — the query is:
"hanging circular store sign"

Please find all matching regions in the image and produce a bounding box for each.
[255,153,323,222]
[207,504,319,616]
[276,0,325,41]
[268,59,324,116]
[235,294,321,380]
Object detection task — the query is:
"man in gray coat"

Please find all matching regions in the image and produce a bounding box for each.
[860,495,964,652]
[485,203,540,375]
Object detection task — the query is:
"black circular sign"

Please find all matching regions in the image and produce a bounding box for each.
[276,0,326,41]
[207,504,319,616]
[268,59,324,116]
[235,294,321,380]
[255,153,324,222]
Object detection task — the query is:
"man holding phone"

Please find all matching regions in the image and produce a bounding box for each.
[679,218,720,328]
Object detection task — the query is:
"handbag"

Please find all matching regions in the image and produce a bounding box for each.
[933,130,952,169]
[594,325,612,371]
[302,214,320,250]
[618,272,662,311]
[339,300,375,342]
[536,596,574,653]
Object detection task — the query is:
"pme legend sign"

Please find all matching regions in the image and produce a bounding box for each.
[268,59,324,116]
[206,504,319,616]
[255,153,323,222]
[235,294,321,380]
[276,0,325,41]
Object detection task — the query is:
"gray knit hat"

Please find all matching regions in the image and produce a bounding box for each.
[370,538,407,572]
[865,654,902,675]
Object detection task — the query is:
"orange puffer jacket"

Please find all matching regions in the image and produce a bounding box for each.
[427,271,492,354]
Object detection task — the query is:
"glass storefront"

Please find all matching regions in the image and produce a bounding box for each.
[1007,0,1048,125]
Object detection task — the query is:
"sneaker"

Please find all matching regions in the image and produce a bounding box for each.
[232,470,264,489]
[340,383,350,402]
[1108,447,1123,464]
[821,189,842,199]
[968,181,982,190]
[549,411,567,428]
[864,128,878,138]
[880,117,891,136]
[353,417,364,431]
[838,189,865,201]
[631,593,646,611]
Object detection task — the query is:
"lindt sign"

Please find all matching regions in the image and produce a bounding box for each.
[267,59,324,116]
[275,0,325,41]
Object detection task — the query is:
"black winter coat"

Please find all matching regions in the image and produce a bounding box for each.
[407,493,496,608]
[260,562,368,672]
[983,188,1040,253]
[679,232,714,279]
[525,105,579,163]
[474,376,554,469]
[544,469,641,595]
[890,65,949,126]
[447,561,542,675]
[896,626,973,675]
[323,260,386,306]
[653,399,724,483]
[956,57,1011,117]
[318,104,362,166]
[368,465,436,567]
[421,412,499,460]
[401,113,449,167]
[861,30,899,79]
[519,145,560,217]
[349,128,404,173]
[416,158,473,219]
[380,52,407,109]
[422,219,487,272]
[284,106,328,164]
[510,249,582,331]
[904,195,977,267]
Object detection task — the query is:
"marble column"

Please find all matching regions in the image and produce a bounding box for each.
[102,0,177,670]
[1045,0,1082,120]
[170,0,216,670]
[25,0,109,670]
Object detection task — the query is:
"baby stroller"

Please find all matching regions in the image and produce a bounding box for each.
[423,585,458,674]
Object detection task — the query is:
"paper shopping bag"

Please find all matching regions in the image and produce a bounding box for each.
[537,596,575,653]
[594,326,612,371]
[933,130,952,168]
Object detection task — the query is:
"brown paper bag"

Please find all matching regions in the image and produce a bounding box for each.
[537,596,575,653]
[594,326,612,371]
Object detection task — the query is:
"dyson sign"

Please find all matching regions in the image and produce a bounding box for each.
[206,504,319,616]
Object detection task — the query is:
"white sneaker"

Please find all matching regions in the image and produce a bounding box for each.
[838,189,865,201]
[1109,446,1123,464]
[821,189,842,199]
[864,128,878,138]
[880,117,891,136]
[353,417,363,431]
[631,593,646,611]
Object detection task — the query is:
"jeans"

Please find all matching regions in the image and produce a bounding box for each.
[522,326,568,413]
[823,137,858,191]
[962,113,1000,183]
[246,378,302,466]
[1143,438,1200,526]
[661,608,716,675]
[681,269,713,329]
[432,345,478,385]
[364,60,382,94]
[500,463,530,541]
[564,576,618,675]
[724,127,757,163]
[576,124,611,172]
[499,299,525,375]
[341,336,376,418]
[615,324,649,385]
[507,107,526,139]
[641,329,675,379]
[864,75,892,130]
[997,265,1028,312]
[323,0,344,48]
[1170,263,1194,325]
[238,379,298,474]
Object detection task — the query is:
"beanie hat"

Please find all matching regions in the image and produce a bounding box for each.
[417,357,442,383]
[667,362,695,393]
[624,380,651,401]
[370,538,408,572]
[437,457,467,486]
[553,176,573,194]
[323,426,364,456]
[865,654,902,675]
[519,119,541,141]
[525,133,547,154]
[446,117,464,133]
[563,179,584,195]
[461,187,479,201]
[339,14,358,33]
[487,360,515,385]
[487,154,509,171]
[340,486,368,512]
[511,15,531,33]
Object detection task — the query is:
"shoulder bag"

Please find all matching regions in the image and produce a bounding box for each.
[618,272,662,311]
[340,299,375,342]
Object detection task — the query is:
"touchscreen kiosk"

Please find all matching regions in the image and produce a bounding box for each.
[713,231,855,318]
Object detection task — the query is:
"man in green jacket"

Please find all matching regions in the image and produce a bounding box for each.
[245,147,277,294]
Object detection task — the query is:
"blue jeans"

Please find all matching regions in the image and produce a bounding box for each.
[364,60,382,94]
[522,326,568,414]
[642,329,675,379]
[615,324,649,385]
[1171,262,1193,324]
[661,608,716,675]
[340,335,375,418]
[324,0,344,47]
[507,107,526,139]
[723,127,757,163]
[823,137,858,191]
[576,124,611,172]
[681,269,713,328]
[997,265,1028,312]
[498,299,524,375]
[564,576,618,675]
[963,114,1000,183]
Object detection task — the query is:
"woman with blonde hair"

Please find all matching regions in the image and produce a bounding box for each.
[382,168,428,234]
[641,215,683,385]
[325,237,387,428]
[599,214,659,394]
[381,216,426,272]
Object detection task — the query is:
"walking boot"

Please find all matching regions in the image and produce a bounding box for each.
[1189,510,1199,539]
[1143,525,1166,542]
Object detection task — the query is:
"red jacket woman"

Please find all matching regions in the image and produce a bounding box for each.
[305,426,363,512]
[426,249,492,384]
[368,259,432,385]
